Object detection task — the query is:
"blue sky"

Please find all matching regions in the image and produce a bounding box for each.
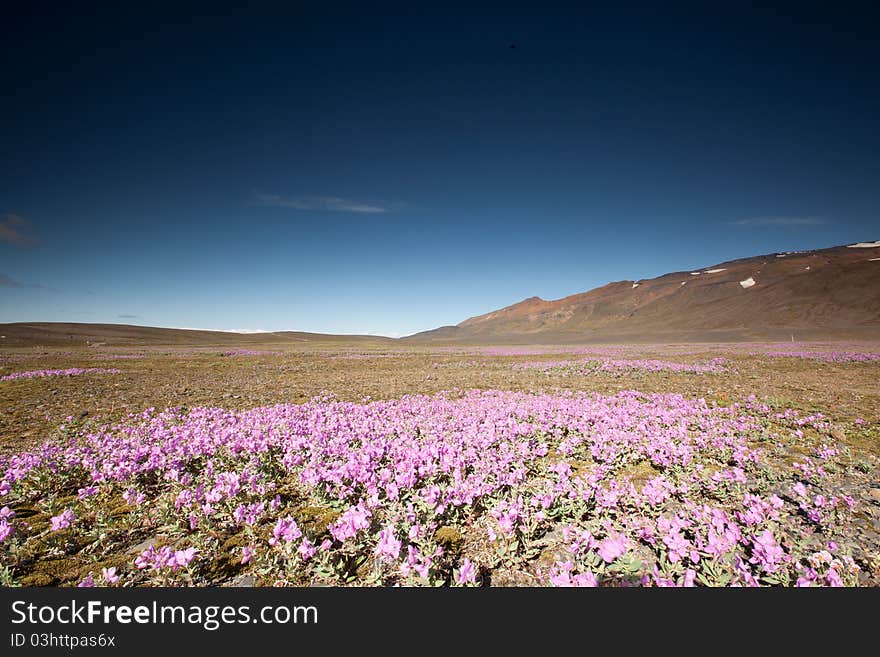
[1,3,878,336]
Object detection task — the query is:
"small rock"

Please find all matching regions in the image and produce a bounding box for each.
[228,574,256,587]
[491,567,538,587]
[829,427,846,442]
[869,488,880,502]
[128,537,158,554]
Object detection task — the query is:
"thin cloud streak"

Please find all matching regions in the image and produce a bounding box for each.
[0,214,39,247]
[0,273,50,289]
[173,327,271,334]
[731,217,825,226]
[254,193,388,214]
[0,274,25,288]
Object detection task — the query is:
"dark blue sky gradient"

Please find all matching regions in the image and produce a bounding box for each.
[2,3,878,335]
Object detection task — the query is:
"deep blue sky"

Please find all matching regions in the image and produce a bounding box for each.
[2,3,878,336]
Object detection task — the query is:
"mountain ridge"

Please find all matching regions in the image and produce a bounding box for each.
[410,241,880,343]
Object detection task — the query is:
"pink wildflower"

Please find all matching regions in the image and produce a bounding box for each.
[50,509,75,531]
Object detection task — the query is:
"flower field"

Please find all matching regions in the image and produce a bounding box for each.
[513,358,730,375]
[1,386,876,587]
[761,351,880,363]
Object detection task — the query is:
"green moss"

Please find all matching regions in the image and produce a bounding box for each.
[355,559,373,580]
[205,554,243,582]
[108,503,135,518]
[90,553,130,574]
[275,484,302,504]
[21,513,51,535]
[221,533,250,552]
[296,505,340,539]
[20,572,56,587]
[28,556,82,584]
[11,504,40,519]
[201,533,252,583]
[433,526,463,555]
[23,528,83,557]
[53,493,79,507]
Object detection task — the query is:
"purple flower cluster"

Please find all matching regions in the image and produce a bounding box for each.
[762,351,880,363]
[513,357,729,375]
[331,353,404,360]
[49,509,76,531]
[0,368,121,382]
[135,546,197,571]
[0,389,865,586]
[478,346,633,357]
[0,507,14,542]
[795,548,860,587]
[269,516,303,545]
[220,349,280,357]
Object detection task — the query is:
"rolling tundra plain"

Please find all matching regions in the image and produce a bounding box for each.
[1,339,878,587]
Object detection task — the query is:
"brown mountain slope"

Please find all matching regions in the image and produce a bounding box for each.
[408,241,880,343]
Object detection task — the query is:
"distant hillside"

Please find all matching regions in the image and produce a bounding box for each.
[406,241,880,343]
[0,323,395,347]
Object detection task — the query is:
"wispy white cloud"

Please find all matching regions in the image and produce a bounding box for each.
[117,314,141,319]
[0,214,39,247]
[0,273,49,289]
[172,327,272,334]
[0,273,25,288]
[730,217,825,226]
[253,193,389,214]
